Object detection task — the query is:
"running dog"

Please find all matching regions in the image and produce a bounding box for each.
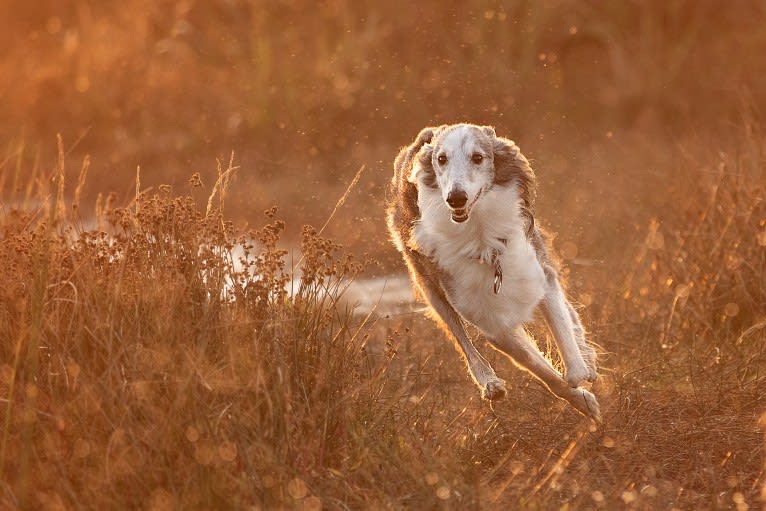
[386,123,600,421]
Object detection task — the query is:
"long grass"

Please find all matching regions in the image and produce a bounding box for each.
[0,146,491,509]
[1,123,765,509]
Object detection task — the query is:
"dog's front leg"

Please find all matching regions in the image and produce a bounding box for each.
[422,284,506,400]
[407,252,506,400]
[540,265,598,387]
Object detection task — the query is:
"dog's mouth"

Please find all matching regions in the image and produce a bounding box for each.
[451,209,469,223]
[449,189,483,224]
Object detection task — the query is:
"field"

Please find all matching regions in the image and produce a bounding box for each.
[2,2,766,510]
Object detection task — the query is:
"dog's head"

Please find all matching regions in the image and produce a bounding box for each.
[405,124,535,223]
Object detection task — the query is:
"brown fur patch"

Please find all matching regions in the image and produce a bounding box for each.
[491,136,537,212]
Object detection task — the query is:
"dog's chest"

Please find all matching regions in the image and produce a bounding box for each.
[413,205,547,332]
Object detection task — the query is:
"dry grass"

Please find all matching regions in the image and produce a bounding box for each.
[1,125,765,510]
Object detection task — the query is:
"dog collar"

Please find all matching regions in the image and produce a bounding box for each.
[469,239,506,294]
[491,238,507,294]
[493,255,503,294]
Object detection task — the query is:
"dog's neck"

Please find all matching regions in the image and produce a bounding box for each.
[409,185,530,266]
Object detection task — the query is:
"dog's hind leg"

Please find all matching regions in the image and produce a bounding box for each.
[567,301,598,377]
[489,326,601,422]
[540,266,597,387]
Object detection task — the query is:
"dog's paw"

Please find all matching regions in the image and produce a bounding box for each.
[571,388,601,424]
[564,363,596,388]
[481,378,507,401]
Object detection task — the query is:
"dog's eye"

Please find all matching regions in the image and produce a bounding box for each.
[437,154,448,165]
[471,153,484,164]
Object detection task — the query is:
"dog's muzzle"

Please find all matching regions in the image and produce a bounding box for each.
[448,189,482,223]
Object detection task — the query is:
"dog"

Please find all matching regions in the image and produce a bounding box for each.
[386,123,600,421]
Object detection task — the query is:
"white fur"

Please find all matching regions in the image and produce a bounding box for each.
[413,184,546,337]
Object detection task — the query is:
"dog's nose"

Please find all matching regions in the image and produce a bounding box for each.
[446,190,468,209]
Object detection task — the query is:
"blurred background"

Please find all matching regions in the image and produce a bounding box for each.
[2,0,766,264]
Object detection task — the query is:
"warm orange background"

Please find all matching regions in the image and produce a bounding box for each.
[3,1,765,259]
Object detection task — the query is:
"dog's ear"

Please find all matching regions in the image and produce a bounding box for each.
[393,126,442,185]
[489,131,537,211]
[481,125,497,139]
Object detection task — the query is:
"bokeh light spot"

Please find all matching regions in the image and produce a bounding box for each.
[560,241,578,260]
[287,477,308,499]
[436,486,450,500]
[75,75,90,93]
[46,17,62,34]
